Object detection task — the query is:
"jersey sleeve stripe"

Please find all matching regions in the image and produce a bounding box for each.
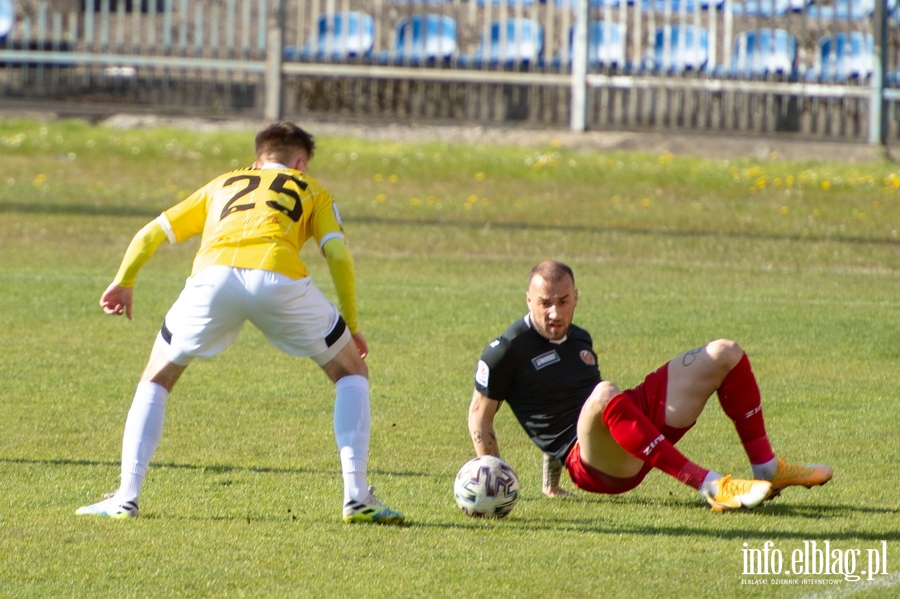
[319,231,345,249]
[156,214,178,245]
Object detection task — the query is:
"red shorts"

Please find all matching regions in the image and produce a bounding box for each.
[565,361,693,495]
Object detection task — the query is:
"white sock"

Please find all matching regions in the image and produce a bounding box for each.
[699,470,723,496]
[752,458,778,481]
[333,375,370,503]
[115,381,168,503]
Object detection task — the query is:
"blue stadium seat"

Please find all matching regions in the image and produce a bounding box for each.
[555,0,621,7]
[640,0,701,12]
[643,25,709,72]
[806,0,898,20]
[0,0,13,42]
[465,18,544,66]
[813,32,873,81]
[730,0,808,16]
[555,21,626,68]
[729,28,797,77]
[476,0,538,6]
[285,11,375,60]
[558,0,723,9]
[393,14,457,63]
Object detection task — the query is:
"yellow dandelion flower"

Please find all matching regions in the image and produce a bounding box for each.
[33,174,46,185]
[642,198,651,207]
[821,181,831,190]
[780,206,789,214]
[474,172,485,181]
[389,174,398,183]
[410,197,421,206]
[374,174,383,182]
[376,194,386,203]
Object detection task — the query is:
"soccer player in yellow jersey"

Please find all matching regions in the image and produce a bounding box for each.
[77,122,403,524]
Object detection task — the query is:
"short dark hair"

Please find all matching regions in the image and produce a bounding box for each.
[529,261,575,287]
[255,122,316,163]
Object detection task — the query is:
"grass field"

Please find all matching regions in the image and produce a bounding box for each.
[1,119,899,598]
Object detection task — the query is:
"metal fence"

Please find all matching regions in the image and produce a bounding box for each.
[2,0,899,143]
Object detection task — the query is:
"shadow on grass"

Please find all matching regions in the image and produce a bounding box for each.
[1,202,897,247]
[350,215,900,247]
[12,457,897,538]
[0,455,439,479]
[439,520,900,543]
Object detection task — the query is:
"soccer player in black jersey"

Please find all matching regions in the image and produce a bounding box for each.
[468,261,832,512]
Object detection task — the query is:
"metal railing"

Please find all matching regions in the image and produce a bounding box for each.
[1,0,898,143]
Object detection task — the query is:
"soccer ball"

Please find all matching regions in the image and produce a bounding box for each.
[453,455,520,518]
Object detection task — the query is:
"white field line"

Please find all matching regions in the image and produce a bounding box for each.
[799,572,900,599]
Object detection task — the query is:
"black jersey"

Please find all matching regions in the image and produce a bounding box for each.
[474,314,602,461]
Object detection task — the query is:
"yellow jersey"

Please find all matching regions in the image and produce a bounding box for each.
[162,165,344,280]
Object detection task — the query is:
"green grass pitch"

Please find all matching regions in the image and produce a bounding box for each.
[1,119,899,598]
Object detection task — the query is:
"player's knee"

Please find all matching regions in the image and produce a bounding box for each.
[707,338,744,369]
[585,381,622,414]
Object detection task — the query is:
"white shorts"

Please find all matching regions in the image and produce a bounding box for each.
[159,266,350,366]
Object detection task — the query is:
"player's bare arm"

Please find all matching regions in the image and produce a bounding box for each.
[542,453,575,498]
[468,390,502,457]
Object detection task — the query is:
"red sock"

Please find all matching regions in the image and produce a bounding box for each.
[602,393,709,489]
[717,354,775,465]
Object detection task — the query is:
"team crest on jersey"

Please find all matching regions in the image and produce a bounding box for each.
[531,350,560,370]
[475,360,490,387]
[580,350,596,366]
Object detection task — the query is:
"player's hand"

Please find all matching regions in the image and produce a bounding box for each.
[100,283,134,320]
[352,332,369,359]
[542,486,576,498]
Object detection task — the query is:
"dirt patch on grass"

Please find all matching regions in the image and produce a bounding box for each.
[1,100,891,164]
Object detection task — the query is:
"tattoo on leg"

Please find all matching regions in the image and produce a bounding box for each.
[473,431,483,444]
[682,346,704,367]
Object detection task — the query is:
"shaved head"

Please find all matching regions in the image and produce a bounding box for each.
[528,261,575,288]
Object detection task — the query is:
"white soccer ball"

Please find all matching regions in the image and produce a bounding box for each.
[454,455,520,519]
